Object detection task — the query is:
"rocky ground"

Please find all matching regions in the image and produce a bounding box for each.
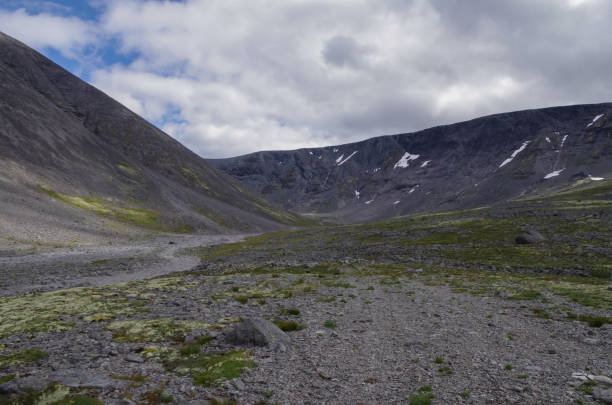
[0,184,610,404]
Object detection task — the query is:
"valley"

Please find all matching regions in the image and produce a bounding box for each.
[1,179,610,404]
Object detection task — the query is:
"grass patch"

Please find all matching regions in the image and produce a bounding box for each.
[168,350,254,387]
[323,320,337,329]
[0,349,47,369]
[279,308,300,316]
[272,320,305,332]
[507,289,542,301]
[410,387,435,405]
[576,381,598,395]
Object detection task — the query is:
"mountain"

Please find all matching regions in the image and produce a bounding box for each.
[0,32,308,247]
[210,103,612,222]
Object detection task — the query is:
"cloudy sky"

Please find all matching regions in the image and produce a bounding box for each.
[1,0,610,158]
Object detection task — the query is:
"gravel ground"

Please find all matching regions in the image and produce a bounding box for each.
[0,233,249,296]
[0,267,609,404]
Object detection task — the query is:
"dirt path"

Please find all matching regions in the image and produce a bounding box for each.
[0,233,250,296]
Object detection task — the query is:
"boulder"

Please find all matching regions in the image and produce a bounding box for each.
[224,317,290,352]
[515,229,546,244]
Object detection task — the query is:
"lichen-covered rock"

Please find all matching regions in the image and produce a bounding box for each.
[224,317,290,352]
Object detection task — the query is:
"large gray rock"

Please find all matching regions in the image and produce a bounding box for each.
[224,317,290,352]
[515,229,546,244]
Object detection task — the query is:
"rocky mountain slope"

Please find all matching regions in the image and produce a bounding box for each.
[211,103,612,222]
[0,32,307,248]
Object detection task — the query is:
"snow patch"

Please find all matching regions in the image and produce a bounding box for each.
[333,148,339,153]
[409,187,417,194]
[586,113,604,128]
[420,160,431,168]
[589,175,604,181]
[309,151,313,155]
[544,169,564,179]
[393,200,400,205]
[335,154,344,163]
[337,151,358,166]
[365,198,374,205]
[499,141,530,168]
[354,190,360,199]
[394,152,420,169]
[560,135,568,148]
[545,137,551,143]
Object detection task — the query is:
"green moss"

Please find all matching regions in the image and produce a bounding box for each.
[167,350,254,387]
[0,349,47,369]
[106,319,213,343]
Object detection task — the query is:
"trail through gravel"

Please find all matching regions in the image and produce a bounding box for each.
[0,233,250,296]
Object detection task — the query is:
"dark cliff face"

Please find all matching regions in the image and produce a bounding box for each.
[0,31,306,237]
[210,103,612,222]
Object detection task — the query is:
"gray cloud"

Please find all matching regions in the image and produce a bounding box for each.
[322,35,369,68]
[1,0,611,157]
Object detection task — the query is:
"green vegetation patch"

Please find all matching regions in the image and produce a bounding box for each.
[0,287,139,338]
[168,349,254,387]
[417,267,612,309]
[0,349,47,369]
[117,163,140,177]
[409,386,435,405]
[38,185,159,227]
[0,384,103,405]
[106,319,213,343]
[272,320,306,332]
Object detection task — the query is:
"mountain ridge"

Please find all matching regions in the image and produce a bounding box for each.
[210,102,612,222]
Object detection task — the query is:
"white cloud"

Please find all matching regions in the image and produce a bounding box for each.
[2,0,612,157]
[0,8,97,58]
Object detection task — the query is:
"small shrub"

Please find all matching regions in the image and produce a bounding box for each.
[233,295,249,304]
[460,391,470,399]
[323,320,337,329]
[576,381,597,395]
[409,392,434,405]
[590,268,611,279]
[505,364,513,371]
[434,357,444,364]
[438,366,453,375]
[272,320,305,332]
[280,308,300,316]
